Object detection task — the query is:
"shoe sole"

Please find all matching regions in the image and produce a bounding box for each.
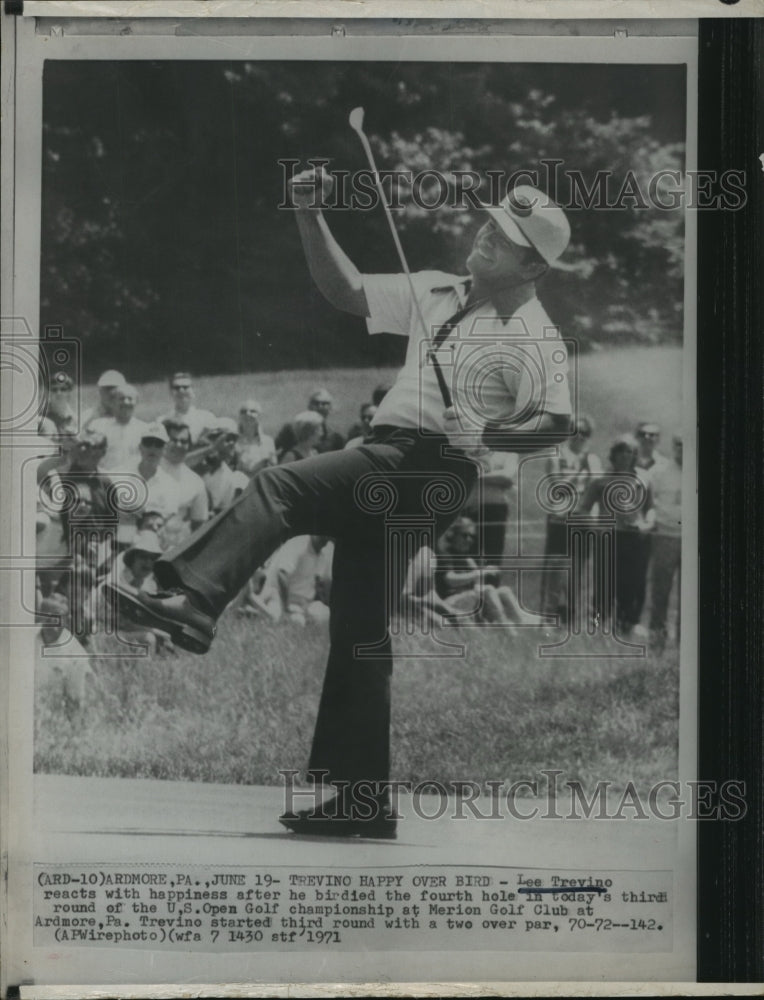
[279,816,397,840]
[104,583,213,655]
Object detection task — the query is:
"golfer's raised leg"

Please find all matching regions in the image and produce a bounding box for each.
[105,441,406,653]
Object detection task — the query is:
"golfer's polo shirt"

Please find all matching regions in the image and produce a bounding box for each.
[363,271,571,435]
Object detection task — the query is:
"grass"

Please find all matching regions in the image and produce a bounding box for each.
[38,344,684,792]
[34,614,678,795]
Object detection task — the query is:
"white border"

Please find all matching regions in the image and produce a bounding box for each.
[19,0,764,20]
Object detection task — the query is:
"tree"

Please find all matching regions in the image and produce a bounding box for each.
[40,61,687,378]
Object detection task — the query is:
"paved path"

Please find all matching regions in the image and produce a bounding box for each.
[23,775,694,988]
[35,773,675,870]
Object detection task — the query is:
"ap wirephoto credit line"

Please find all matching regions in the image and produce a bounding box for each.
[0,14,710,995]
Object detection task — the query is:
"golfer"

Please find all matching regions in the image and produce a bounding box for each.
[108,166,573,838]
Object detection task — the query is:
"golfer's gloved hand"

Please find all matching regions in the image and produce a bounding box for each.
[443,407,491,469]
[288,165,335,209]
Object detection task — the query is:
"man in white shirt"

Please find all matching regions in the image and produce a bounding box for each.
[649,434,683,651]
[109,171,573,838]
[255,535,334,625]
[541,415,602,621]
[235,399,277,476]
[160,419,210,547]
[201,418,249,514]
[43,372,79,438]
[115,423,180,548]
[89,385,149,472]
[635,421,669,478]
[81,369,127,428]
[159,372,216,446]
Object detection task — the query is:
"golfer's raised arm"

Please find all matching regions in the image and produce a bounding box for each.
[290,167,369,317]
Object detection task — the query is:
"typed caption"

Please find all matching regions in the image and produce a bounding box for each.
[34,863,672,953]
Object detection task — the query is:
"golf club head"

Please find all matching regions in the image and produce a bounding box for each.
[349,107,365,134]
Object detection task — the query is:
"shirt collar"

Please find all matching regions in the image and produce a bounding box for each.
[428,277,537,326]
[430,277,472,305]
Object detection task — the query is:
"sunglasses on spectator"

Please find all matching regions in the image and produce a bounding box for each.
[638,431,659,439]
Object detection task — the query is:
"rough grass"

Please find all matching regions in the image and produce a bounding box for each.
[35,612,679,795]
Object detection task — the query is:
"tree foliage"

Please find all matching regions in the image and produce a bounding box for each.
[41,61,686,380]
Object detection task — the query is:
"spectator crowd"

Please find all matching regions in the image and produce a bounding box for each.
[34,367,683,707]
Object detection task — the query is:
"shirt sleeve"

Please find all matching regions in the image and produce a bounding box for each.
[362,272,448,337]
[362,273,417,336]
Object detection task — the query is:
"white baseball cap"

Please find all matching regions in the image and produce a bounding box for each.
[140,423,169,445]
[480,184,570,264]
[97,369,127,388]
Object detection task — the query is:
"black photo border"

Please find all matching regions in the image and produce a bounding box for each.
[697,16,763,985]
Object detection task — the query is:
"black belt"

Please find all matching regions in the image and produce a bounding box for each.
[367,424,467,457]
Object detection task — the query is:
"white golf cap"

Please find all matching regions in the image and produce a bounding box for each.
[97,369,127,388]
[140,422,169,445]
[480,184,570,264]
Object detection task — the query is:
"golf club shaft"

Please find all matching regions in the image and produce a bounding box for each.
[351,127,453,408]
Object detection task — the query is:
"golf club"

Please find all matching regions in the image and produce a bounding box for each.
[349,106,453,408]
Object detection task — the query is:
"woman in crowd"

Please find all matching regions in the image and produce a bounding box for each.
[278,410,325,464]
[403,517,533,628]
[579,434,655,635]
[541,415,602,624]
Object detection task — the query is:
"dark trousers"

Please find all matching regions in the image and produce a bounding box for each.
[463,500,509,566]
[649,533,681,635]
[155,427,476,788]
[541,518,569,620]
[614,529,652,632]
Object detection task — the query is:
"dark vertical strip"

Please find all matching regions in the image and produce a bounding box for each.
[697,17,763,983]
